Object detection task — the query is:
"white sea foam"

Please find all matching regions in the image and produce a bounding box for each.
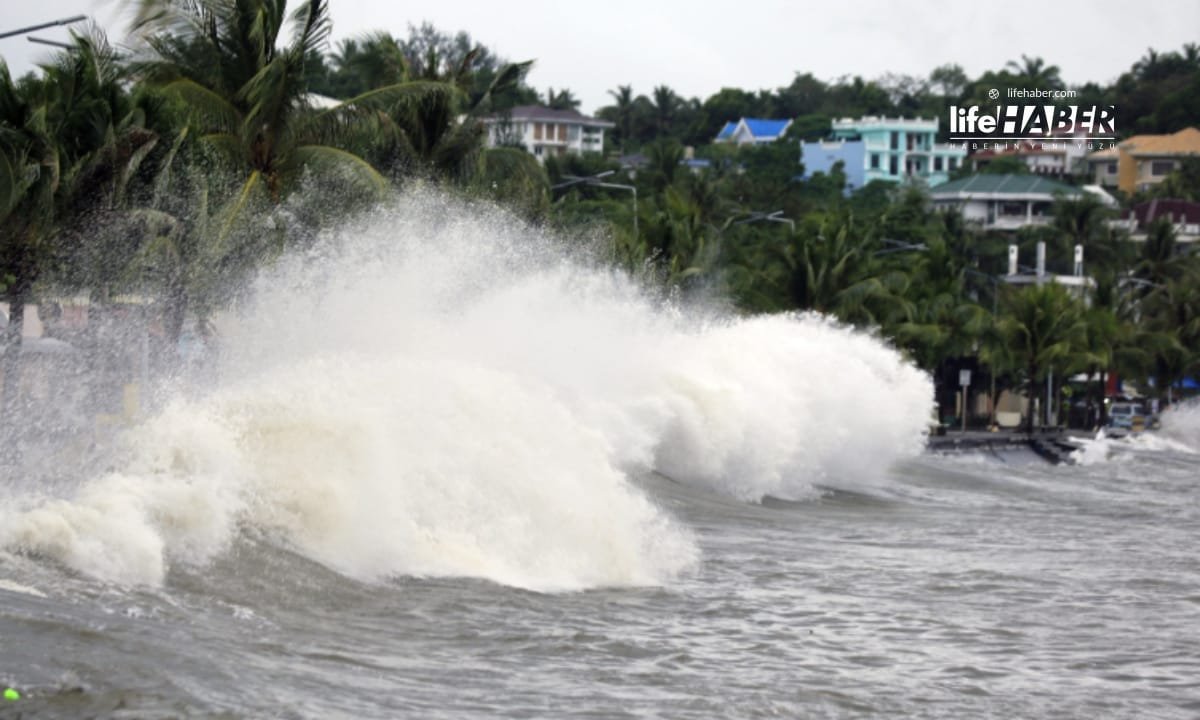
[1157,400,1200,452]
[1069,430,1114,466]
[0,193,932,589]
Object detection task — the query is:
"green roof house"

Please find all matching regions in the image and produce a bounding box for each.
[929,174,1088,231]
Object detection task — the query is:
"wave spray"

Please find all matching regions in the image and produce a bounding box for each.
[0,193,932,590]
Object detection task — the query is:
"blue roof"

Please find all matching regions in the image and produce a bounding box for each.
[716,121,737,140]
[743,118,791,139]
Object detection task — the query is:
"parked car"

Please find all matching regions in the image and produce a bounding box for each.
[1108,401,1147,431]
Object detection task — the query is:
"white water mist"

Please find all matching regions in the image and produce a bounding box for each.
[0,192,932,589]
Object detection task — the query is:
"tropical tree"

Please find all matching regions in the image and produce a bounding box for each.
[995,282,1088,431]
[1005,55,1064,90]
[543,87,580,111]
[604,84,635,152]
[1051,193,1132,280]
[130,0,388,219]
[1,35,158,423]
[778,214,909,327]
[651,85,680,137]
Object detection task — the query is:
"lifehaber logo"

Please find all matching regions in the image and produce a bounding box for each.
[948,104,1117,140]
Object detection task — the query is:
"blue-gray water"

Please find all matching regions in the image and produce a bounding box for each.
[4,438,1200,719]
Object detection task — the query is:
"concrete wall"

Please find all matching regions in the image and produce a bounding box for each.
[800,140,865,191]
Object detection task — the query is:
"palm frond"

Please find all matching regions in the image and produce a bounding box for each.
[161,78,242,132]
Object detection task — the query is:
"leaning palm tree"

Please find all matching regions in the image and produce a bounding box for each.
[129,0,389,221]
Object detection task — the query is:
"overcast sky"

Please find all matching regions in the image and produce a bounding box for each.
[2,0,1198,114]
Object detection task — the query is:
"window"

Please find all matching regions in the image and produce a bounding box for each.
[1152,160,1175,176]
[533,123,543,140]
[934,156,944,172]
[889,156,898,175]
[871,154,880,169]
[558,124,567,141]
[890,131,899,150]
[949,157,958,170]
[1107,161,1117,174]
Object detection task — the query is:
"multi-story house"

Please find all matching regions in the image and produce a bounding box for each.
[482,106,613,161]
[1087,127,1200,194]
[801,116,966,189]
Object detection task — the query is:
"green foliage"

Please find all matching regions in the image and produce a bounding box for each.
[5,6,1200,425]
[995,282,1089,429]
[471,147,549,220]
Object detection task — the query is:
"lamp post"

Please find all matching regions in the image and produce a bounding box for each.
[27,37,74,49]
[729,210,795,232]
[552,171,638,236]
[0,15,87,40]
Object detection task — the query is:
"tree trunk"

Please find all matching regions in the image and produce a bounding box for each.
[1,284,29,468]
[1025,364,1038,434]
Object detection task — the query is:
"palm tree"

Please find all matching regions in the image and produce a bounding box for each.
[651,85,680,137]
[543,87,580,111]
[1005,55,1063,90]
[324,33,408,97]
[130,0,388,217]
[777,214,909,327]
[996,282,1088,431]
[606,84,635,152]
[342,52,531,184]
[1,35,158,426]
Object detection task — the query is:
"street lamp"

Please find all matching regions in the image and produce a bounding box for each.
[875,238,927,256]
[27,37,74,49]
[729,210,795,232]
[0,15,87,41]
[552,170,638,236]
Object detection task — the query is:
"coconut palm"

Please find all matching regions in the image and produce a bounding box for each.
[543,87,580,111]
[129,0,388,218]
[605,84,635,152]
[1005,55,1063,90]
[651,85,680,137]
[1,34,159,424]
[995,282,1089,432]
[780,214,910,327]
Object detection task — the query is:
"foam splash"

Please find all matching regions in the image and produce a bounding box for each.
[1069,429,1115,466]
[0,193,932,589]
[1157,401,1200,453]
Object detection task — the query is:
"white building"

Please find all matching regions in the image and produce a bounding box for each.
[929,173,1113,231]
[483,106,613,161]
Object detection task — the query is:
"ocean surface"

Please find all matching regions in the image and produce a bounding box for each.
[2,196,1198,719]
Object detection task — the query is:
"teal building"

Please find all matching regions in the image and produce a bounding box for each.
[828,116,966,187]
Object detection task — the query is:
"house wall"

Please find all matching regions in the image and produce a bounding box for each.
[800,140,865,191]
[1117,146,1138,194]
[1090,159,1119,186]
[486,119,607,162]
[1134,156,1180,192]
[830,117,964,186]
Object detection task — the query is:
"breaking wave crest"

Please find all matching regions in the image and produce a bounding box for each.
[0,193,932,589]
